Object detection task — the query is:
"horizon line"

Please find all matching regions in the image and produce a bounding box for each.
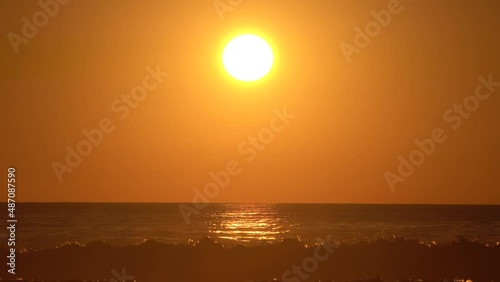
[9,201,500,206]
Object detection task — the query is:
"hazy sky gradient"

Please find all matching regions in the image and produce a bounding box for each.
[1,0,499,204]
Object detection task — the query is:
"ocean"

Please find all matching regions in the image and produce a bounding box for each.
[7,203,500,249]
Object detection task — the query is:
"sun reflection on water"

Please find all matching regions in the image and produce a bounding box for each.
[206,204,290,243]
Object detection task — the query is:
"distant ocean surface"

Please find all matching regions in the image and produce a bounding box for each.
[5,203,500,249]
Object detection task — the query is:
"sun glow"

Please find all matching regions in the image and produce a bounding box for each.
[222,34,274,82]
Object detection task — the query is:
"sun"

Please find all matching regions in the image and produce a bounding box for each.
[222,34,274,82]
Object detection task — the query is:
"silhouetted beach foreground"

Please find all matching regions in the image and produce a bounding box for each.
[3,204,498,281]
[2,236,499,282]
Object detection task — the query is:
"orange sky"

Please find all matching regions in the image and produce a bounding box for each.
[1,0,499,204]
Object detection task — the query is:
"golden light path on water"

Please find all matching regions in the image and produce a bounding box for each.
[191,204,500,246]
[206,204,292,243]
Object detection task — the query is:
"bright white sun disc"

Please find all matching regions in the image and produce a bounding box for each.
[222,34,274,82]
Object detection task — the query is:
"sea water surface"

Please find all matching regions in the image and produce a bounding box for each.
[6,203,500,248]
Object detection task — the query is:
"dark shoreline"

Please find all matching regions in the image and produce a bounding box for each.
[2,237,499,282]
